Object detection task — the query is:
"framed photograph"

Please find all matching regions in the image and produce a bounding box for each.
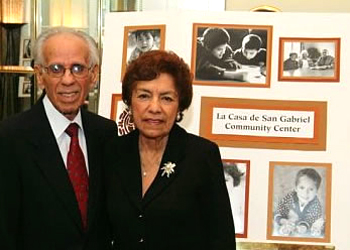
[120,25,166,79]
[267,162,332,242]
[191,23,272,87]
[278,37,340,82]
[22,39,31,59]
[110,94,135,136]
[222,159,250,238]
[18,77,31,98]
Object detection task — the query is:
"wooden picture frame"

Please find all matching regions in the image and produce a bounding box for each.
[120,24,166,80]
[222,159,250,238]
[267,162,332,243]
[110,94,135,136]
[278,37,340,82]
[191,23,272,88]
[199,97,327,150]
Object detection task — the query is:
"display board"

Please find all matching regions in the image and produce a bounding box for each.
[99,10,350,250]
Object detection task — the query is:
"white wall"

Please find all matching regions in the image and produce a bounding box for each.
[226,0,350,12]
[99,10,350,250]
[143,0,225,11]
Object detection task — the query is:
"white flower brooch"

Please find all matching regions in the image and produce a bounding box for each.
[160,162,176,178]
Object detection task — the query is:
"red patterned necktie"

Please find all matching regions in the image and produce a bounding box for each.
[65,123,89,230]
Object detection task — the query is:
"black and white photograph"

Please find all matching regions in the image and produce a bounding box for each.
[121,25,166,78]
[267,162,332,243]
[279,38,340,82]
[18,77,31,98]
[23,39,31,59]
[191,23,272,87]
[222,159,250,238]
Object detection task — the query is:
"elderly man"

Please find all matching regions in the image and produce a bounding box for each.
[0,27,117,249]
[315,49,334,69]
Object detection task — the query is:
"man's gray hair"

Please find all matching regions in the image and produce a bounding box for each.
[33,26,99,67]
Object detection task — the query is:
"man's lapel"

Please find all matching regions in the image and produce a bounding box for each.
[81,110,103,230]
[28,102,83,231]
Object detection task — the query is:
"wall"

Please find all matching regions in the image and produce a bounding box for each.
[226,0,350,12]
[99,10,350,250]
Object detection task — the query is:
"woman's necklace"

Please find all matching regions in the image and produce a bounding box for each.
[141,161,159,178]
[139,137,167,179]
[142,168,147,177]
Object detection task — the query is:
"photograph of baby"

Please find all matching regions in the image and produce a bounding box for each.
[192,23,272,87]
[279,38,340,82]
[222,159,250,238]
[268,162,332,242]
[121,25,165,78]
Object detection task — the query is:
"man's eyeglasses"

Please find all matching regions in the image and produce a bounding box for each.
[42,64,92,78]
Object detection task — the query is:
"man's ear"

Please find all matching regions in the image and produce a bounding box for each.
[34,65,45,90]
[89,65,99,89]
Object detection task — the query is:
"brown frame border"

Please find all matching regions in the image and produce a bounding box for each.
[110,93,122,121]
[191,23,273,88]
[222,159,250,238]
[199,97,327,150]
[110,93,135,136]
[236,242,334,249]
[278,37,341,82]
[120,24,166,80]
[267,161,332,243]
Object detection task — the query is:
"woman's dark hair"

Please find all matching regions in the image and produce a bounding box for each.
[223,162,245,187]
[122,50,193,122]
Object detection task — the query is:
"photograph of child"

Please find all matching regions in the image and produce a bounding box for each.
[223,160,249,236]
[271,165,327,239]
[193,24,271,86]
[195,27,241,80]
[127,29,161,64]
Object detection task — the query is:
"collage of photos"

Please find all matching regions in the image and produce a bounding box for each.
[18,36,33,98]
[113,22,338,245]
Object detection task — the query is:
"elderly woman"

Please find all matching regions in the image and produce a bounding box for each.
[104,50,236,250]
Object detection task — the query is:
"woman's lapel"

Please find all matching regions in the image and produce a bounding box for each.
[117,130,143,210]
[142,125,188,206]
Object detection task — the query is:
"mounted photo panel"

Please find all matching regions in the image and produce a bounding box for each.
[120,24,166,80]
[222,159,250,238]
[191,23,272,88]
[278,37,340,82]
[267,162,332,243]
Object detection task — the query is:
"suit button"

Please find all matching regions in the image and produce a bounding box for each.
[139,238,144,243]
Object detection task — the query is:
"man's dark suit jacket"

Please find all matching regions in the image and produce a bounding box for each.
[0,99,117,250]
[104,124,236,250]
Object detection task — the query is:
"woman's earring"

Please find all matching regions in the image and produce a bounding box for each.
[128,108,134,123]
[176,112,183,122]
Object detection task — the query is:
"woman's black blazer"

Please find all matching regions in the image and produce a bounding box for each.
[104,124,236,250]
